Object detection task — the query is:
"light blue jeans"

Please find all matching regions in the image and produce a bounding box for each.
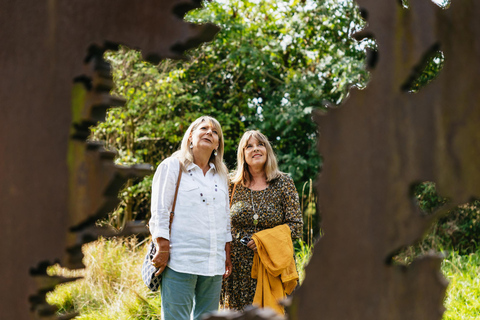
[161,267,223,320]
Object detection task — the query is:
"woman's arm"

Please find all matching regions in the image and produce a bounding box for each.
[153,237,170,276]
[281,175,304,239]
[224,242,232,278]
[224,177,233,274]
[149,157,180,241]
[149,157,180,275]
[225,178,233,243]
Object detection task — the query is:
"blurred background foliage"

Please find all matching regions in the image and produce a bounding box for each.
[91,0,479,258]
[91,0,371,235]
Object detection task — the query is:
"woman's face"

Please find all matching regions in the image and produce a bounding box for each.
[190,121,219,154]
[244,136,267,169]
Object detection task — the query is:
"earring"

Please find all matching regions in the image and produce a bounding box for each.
[213,149,218,156]
[190,142,193,149]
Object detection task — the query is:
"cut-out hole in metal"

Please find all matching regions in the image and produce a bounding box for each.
[401,47,445,93]
[431,0,451,9]
[410,181,448,216]
[389,181,448,266]
[401,0,450,10]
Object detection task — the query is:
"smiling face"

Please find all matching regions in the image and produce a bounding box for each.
[189,120,219,154]
[244,136,267,169]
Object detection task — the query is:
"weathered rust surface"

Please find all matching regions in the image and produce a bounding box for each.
[291,1,480,319]
[2,0,479,319]
[0,1,218,319]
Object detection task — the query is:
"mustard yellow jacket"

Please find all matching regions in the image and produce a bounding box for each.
[251,224,298,314]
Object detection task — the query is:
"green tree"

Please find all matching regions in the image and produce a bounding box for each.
[186,0,370,182]
[92,0,370,228]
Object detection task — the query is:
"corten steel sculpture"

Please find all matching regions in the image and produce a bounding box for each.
[1,0,480,319]
[0,1,218,319]
[289,0,480,319]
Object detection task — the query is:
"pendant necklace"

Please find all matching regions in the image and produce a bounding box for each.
[250,188,263,233]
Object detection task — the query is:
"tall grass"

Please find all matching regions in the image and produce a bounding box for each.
[295,239,313,285]
[47,238,479,319]
[47,237,162,320]
[441,250,480,319]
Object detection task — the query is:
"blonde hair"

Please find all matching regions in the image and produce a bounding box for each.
[172,116,228,178]
[231,130,282,187]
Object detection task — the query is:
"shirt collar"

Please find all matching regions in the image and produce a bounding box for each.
[186,162,216,173]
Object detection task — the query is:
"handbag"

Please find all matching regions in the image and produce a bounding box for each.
[141,161,182,292]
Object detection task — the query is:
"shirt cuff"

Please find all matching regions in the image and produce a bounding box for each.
[151,229,170,241]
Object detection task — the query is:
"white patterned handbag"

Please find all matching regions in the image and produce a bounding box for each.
[141,241,162,291]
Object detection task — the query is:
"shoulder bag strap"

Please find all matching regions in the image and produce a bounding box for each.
[168,161,183,232]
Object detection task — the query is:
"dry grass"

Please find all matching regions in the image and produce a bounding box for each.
[48,237,479,319]
[47,236,162,320]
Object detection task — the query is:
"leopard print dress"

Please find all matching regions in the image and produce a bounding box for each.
[221,173,303,311]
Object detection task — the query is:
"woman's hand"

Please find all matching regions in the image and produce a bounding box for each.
[224,257,232,278]
[224,242,232,278]
[152,237,170,276]
[247,239,257,252]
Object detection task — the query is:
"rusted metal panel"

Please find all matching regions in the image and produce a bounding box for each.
[0,1,218,319]
[291,1,480,319]
[2,0,480,319]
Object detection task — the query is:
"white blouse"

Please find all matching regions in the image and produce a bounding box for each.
[149,156,232,276]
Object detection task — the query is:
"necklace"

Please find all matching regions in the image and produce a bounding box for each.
[250,189,263,232]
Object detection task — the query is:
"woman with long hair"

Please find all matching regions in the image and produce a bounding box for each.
[222,130,303,312]
[149,116,232,320]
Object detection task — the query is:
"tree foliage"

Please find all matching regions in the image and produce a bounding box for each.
[91,0,370,227]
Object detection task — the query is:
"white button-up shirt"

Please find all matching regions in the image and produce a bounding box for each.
[149,156,232,276]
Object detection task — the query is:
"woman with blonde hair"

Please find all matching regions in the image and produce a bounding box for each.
[221,130,303,312]
[149,116,232,320]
